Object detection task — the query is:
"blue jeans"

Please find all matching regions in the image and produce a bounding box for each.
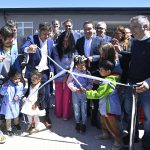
[124,84,150,147]
[72,92,87,125]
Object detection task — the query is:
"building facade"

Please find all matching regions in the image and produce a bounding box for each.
[0,7,150,37]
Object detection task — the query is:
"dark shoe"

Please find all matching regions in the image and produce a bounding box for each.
[26,125,33,132]
[14,124,21,130]
[80,124,86,133]
[143,146,150,150]
[7,130,14,136]
[44,118,52,129]
[75,123,80,132]
[123,134,140,145]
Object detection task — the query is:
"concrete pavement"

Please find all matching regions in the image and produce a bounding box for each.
[0,96,143,150]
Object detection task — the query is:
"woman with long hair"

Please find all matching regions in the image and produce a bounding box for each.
[52,31,76,120]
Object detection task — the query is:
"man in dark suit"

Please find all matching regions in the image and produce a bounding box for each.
[76,21,101,73]
[76,21,101,125]
[21,22,54,128]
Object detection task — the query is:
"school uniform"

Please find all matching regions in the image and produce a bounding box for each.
[0,80,24,131]
[0,80,24,119]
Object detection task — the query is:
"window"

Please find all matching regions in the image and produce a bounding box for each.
[17,22,33,37]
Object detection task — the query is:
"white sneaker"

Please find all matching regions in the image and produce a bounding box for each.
[0,132,6,144]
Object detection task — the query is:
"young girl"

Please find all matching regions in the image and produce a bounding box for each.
[21,70,46,134]
[0,69,24,136]
[67,55,93,133]
[86,60,123,149]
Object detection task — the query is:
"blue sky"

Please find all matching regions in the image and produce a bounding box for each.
[1,0,150,8]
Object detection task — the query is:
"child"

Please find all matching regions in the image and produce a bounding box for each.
[21,70,46,134]
[67,55,93,133]
[0,69,24,136]
[86,60,123,149]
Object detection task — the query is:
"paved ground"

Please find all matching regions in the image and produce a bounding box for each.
[0,96,144,150]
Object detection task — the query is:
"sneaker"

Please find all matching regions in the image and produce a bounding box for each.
[29,128,39,135]
[0,135,6,144]
[0,131,6,144]
[75,123,80,132]
[111,142,123,150]
[80,124,86,133]
[7,130,14,136]
[14,124,21,130]
[26,125,34,132]
[95,133,110,140]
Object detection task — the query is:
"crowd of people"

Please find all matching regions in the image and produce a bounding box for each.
[0,15,150,150]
